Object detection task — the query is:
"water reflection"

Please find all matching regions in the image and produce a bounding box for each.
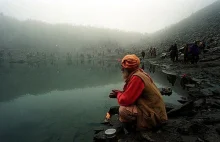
[167,74,177,86]
[143,61,187,101]
[0,60,186,142]
[0,83,121,142]
[141,63,145,70]
[149,64,156,73]
[0,60,121,102]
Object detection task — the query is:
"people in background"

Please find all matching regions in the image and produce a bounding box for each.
[152,48,157,57]
[169,44,178,62]
[173,44,178,61]
[149,47,153,57]
[188,41,199,64]
[141,50,146,59]
[184,44,189,64]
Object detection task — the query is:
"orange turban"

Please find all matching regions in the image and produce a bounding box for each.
[121,54,140,70]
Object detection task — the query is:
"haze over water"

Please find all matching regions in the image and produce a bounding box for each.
[0,60,184,142]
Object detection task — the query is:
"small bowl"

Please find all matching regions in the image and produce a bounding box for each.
[105,128,116,138]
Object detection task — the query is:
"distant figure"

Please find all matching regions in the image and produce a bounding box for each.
[149,47,153,57]
[184,44,189,64]
[169,44,178,62]
[173,44,178,61]
[169,45,175,62]
[141,50,146,59]
[198,41,205,54]
[188,41,199,64]
[152,48,157,57]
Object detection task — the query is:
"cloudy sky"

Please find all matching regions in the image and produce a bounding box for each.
[0,0,217,33]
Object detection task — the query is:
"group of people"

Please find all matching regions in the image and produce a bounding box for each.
[149,47,157,57]
[183,41,205,64]
[140,47,157,60]
[169,41,205,64]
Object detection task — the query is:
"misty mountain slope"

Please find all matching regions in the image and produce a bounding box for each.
[0,15,142,53]
[148,0,220,50]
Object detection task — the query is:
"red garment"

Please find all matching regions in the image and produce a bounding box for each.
[117,76,145,106]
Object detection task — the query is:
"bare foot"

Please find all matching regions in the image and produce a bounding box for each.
[140,131,155,142]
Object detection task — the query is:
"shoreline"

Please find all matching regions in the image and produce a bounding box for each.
[94,50,220,142]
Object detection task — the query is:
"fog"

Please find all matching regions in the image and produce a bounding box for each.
[0,0,217,33]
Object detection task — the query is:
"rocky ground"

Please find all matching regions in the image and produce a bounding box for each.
[93,47,220,142]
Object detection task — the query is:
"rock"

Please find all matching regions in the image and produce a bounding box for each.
[93,131,106,141]
[117,133,140,142]
[181,136,198,142]
[200,55,220,62]
[159,87,173,96]
[108,106,119,116]
[212,89,220,96]
[140,131,155,142]
[216,127,220,135]
[94,126,107,134]
[205,98,220,109]
[188,88,214,98]
[109,115,121,127]
[185,84,196,88]
[215,100,220,105]
[188,88,202,98]
[203,128,220,142]
[191,78,203,85]
[204,118,220,125]
[165,104,176,112]
[177,100,188,104]
[197,137,205,142]
[200,88,213,96]
[181,97,188,100]
[167,101,194,117]
[177,122,209,135]
[193,98,205,108]
[179,110,198,117]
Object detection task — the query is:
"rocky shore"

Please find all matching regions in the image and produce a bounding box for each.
[93,47,220,142]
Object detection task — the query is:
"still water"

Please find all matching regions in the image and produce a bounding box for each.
[0,60,185,142]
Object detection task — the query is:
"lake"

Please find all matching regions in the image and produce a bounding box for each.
[0,60,185,142]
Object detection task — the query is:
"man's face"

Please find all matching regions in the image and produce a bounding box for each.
[121,68,129,80]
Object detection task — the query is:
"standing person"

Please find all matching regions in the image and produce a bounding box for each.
[190,41,200,64]
[184,44,189,64]
[109,54,167,138]
[153,48,157,57]
[149,47,153,57]
[169,45,175,62]
[173,44,178,61]
[141,50,146,59]
[198,41,206,54]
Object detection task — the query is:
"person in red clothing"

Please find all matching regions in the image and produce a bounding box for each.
[109,54,167,135]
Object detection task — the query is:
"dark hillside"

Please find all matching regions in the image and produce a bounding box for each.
[146,0,220,51]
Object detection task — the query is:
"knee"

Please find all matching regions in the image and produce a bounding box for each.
[119,106,126,115]
[119,106,128,122]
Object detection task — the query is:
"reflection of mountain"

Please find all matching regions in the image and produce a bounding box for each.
[0,61,122,102]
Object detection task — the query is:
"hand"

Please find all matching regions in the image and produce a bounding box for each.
[109,92,117,98]
[109,90,121,98]
[112,90,121,93]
